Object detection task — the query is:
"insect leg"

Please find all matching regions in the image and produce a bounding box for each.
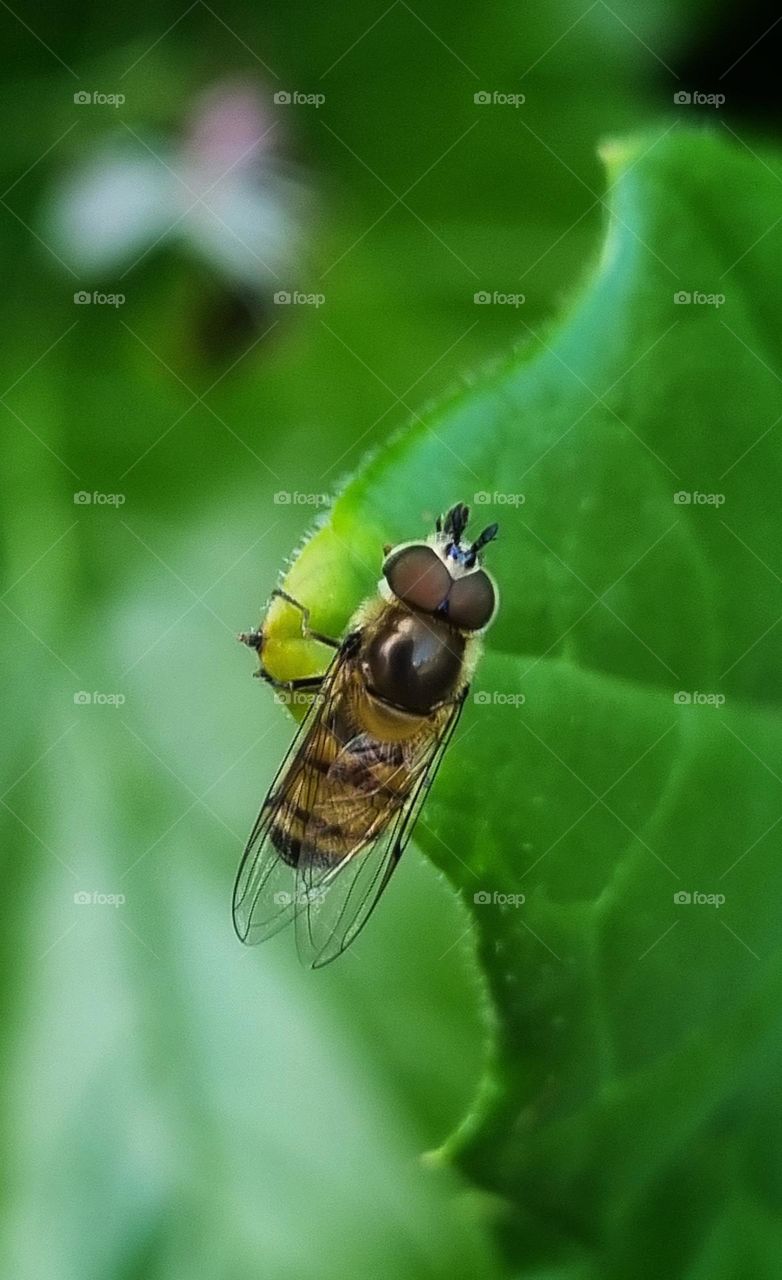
[269,589,341,649]
[238,629,263,650]
[239,594,350,687]
[255,671,325,691]
[237,631,326,688]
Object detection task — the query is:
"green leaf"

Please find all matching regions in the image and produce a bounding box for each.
[265,128,782,1277]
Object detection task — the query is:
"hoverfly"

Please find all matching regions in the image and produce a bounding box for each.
[234,501,499,966]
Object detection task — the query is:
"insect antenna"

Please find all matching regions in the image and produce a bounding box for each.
[464,521,499,567]
[442,501,470,546]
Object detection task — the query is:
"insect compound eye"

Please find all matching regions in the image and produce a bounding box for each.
[446,569,496,631]
[383,544,451,613]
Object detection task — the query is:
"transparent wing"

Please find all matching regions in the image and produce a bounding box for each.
[295,689,468,968]
[232,640,356,944]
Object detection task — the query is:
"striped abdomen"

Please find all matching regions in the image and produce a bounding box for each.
[268,688,425,868]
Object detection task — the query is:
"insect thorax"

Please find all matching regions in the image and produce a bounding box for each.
[361,605,465,717]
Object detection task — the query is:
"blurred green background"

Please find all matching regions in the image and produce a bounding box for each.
[0,2,777,1277]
